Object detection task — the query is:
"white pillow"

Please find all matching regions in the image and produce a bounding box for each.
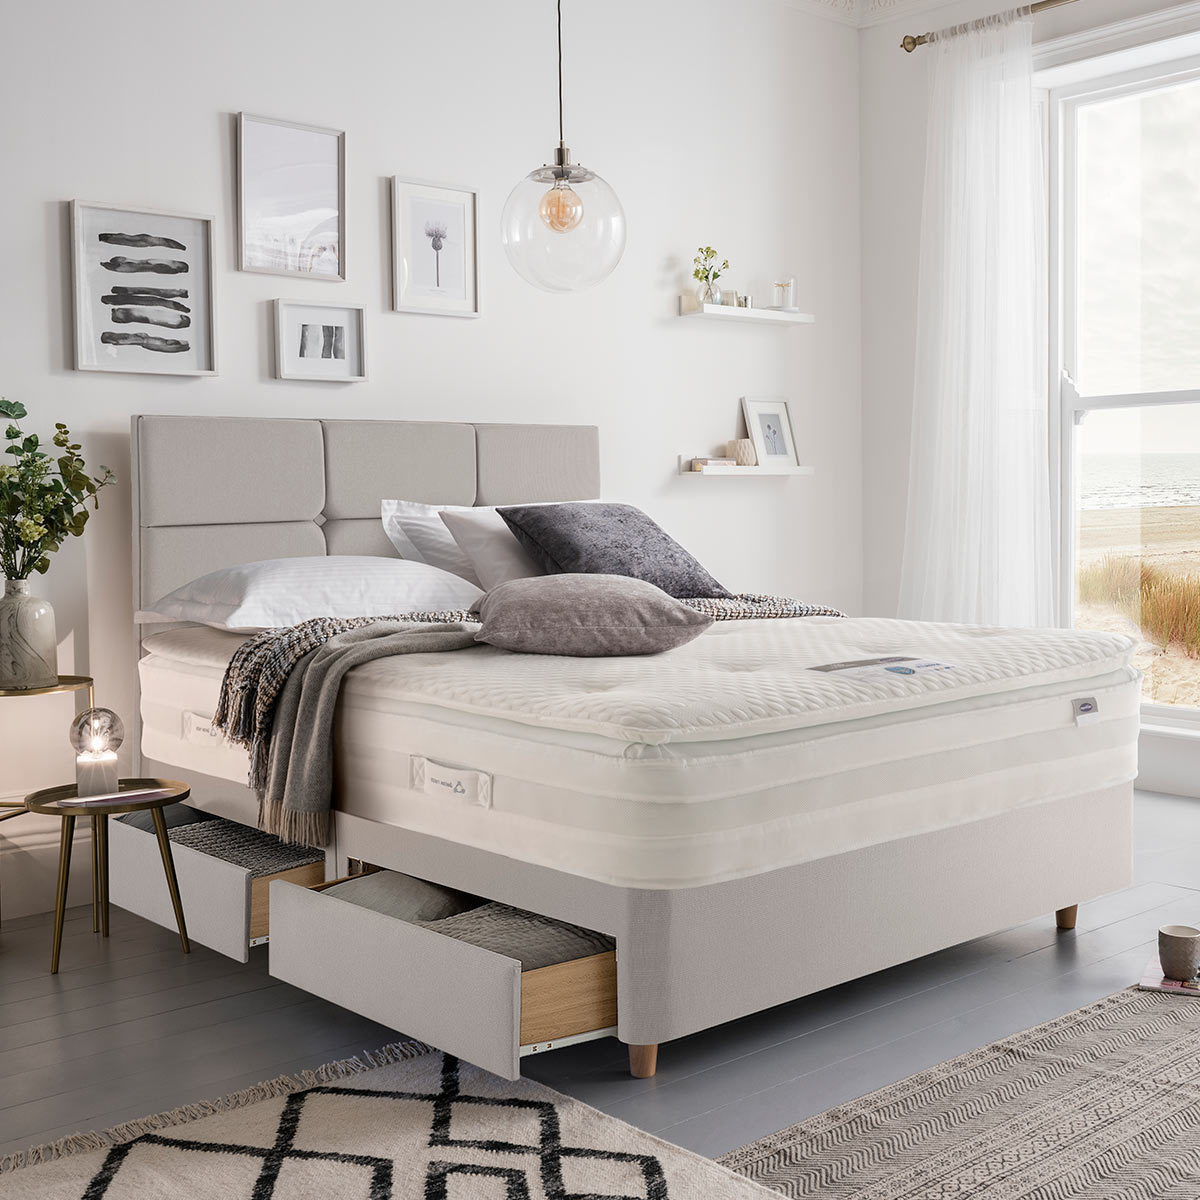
[439,507,546,590]
[142,556,483,632]
[381,500,482,586]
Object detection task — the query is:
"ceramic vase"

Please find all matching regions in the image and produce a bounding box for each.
[0,579,57,689]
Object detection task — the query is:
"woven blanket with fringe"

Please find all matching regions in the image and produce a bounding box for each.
[213,594,843,846]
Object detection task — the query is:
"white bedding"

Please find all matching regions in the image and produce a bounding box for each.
[139,618,1139,889]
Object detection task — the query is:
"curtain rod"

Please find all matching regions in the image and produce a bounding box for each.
[901,0,1078,52]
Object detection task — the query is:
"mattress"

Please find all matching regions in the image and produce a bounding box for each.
[139,618,1140,889]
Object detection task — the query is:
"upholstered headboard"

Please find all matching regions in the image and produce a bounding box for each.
[130,415,601,609]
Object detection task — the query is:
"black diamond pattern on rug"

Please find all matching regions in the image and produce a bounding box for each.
[80,1054,668,1200]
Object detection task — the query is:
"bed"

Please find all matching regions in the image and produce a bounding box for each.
[124,415,1138,1080]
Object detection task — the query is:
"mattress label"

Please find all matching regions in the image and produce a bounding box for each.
[810,656,956,679]
[411,756,492,809]
[1072,697,1100,725]
[182,711,224,745]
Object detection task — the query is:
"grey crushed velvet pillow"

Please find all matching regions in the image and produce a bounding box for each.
[476,574,713,656]
[498,502,732,599]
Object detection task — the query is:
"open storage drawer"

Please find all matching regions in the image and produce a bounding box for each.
[269,877,617,1079]
[108,808,325,962]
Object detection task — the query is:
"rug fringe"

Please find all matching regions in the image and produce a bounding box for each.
[0,1038,432,1175]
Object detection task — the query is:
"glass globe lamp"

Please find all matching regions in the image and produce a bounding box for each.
[501,150,626,293]
[70,707,125,797]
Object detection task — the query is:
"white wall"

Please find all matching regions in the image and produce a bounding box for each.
[0,0,862,915]
[859,0,1186,616]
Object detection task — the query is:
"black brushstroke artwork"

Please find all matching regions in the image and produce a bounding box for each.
[299,323,346,360]
[101,331,190,353]
[109,285,189,298]
[98,232,186,250]
[102,292,191,312]
[100,256,189,274]
[110,307,191,329]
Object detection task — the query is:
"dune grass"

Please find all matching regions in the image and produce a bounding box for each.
[1078,554,1200,656]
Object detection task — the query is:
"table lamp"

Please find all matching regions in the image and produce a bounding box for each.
[70,707,124,797]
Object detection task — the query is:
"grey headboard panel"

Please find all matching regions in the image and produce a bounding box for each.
[131,415,601,608]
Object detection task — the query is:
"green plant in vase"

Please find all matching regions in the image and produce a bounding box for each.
[692,246,730,306]
[0,399,115,689]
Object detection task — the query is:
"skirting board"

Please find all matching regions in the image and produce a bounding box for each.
[0,796,95,922]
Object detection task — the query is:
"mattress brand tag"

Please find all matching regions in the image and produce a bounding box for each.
[411,756,492,809]
[183,711,223,745]
[1072,697,1100,726]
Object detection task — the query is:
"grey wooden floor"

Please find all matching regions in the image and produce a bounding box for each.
[1,789,1197,1161]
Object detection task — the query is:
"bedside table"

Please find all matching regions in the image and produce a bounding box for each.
[25,778,191,974]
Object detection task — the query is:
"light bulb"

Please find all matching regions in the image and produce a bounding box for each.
[539,182,584,233]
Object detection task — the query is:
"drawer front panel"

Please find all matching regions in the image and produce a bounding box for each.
[108,818,251,962]
[269,881,524,1079]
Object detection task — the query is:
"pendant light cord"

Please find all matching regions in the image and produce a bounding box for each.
[557,0,564,144]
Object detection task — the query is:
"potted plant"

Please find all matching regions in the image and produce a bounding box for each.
[0,400,114,689]
[692,246,730,306]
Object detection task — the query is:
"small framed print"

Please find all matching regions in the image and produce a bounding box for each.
[274,299,366,382]
[391,177,479,318]
[742,397,800,468]
[71,200,216,376]
[239,113,345,279]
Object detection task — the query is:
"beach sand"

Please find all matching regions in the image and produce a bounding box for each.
[1078,505,1200,706]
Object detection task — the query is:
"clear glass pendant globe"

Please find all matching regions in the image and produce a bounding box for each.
[69,707,125,754]
[501,167,626,292]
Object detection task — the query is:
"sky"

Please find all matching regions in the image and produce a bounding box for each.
[1076,73,1200,454]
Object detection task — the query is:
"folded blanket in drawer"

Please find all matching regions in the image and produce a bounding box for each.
[419,902,615,971]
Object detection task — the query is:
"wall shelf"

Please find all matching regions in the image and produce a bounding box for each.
[677,457,813,477]
[678,298,815,325]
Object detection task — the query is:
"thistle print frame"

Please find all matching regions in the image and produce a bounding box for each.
[391,177,479,318]
[742,396,800,468]
[71,200,217,376]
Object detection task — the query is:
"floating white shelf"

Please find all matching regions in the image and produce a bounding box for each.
[678,298,816,325]
[677,456,814,477]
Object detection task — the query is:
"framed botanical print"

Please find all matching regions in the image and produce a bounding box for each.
[274,299,366,382]
[71,200,216,376]
[391,177,479,317]
[742,397,800,468]
[239,113,345,279]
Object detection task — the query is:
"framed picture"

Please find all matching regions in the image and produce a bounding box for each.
[742,397,800,467]
[71,200,216,376]
[274,299,366,382]
[391,177,479,317]
[239,113,345,279]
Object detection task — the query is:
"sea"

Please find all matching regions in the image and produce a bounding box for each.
[1081,453,1200,510]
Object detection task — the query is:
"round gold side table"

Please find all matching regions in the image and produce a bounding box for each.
[25,778,191,974]
[0,675,95,927]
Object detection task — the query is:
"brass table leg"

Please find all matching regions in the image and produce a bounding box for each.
[97,814,110,938]
[51,815,76,974]
[151,807,189,953]
[91,815,100,933]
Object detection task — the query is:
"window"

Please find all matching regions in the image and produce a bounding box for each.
[1054,59,1200,717]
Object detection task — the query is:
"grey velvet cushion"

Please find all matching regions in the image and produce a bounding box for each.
[324,871,481,923]
[476,574,713,657]
[498,502,732,599]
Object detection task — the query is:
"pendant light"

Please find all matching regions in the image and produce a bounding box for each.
[501,0,626,292]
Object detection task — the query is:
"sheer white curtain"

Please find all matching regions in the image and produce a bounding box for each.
[898,9,1052,627]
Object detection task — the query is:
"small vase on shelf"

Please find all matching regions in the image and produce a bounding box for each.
[0,579,57,690]
[696,280,722,307]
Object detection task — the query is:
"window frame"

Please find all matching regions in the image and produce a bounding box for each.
[1049,54,1200,725]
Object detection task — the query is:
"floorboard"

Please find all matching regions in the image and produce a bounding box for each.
[0,789,1196,1159]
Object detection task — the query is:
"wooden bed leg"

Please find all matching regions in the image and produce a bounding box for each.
[628,1044,658,1078]
[1056,904,1078,931]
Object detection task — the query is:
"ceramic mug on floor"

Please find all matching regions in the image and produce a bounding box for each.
[1159,924,1200,981]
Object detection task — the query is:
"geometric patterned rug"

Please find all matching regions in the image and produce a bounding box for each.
[720,988,1200,1198]
[0,1041,775,1199]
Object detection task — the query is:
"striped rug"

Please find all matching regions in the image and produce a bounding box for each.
[722,988,1200,1198]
